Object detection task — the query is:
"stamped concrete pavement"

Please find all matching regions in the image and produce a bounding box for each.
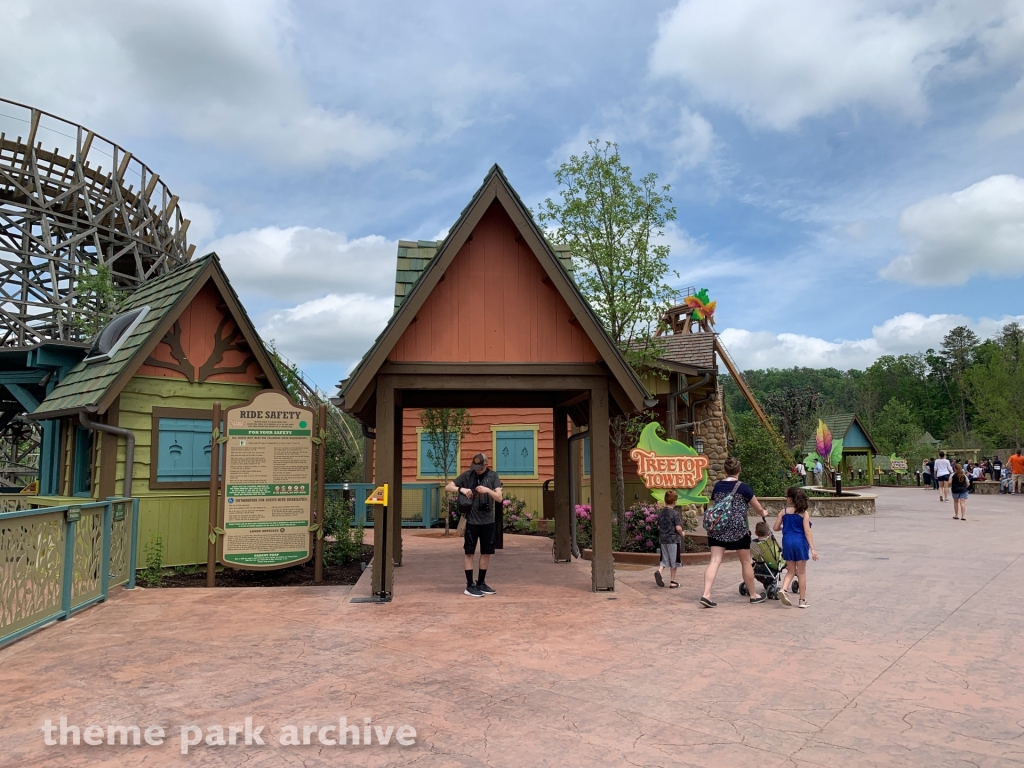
[1,486,1022,767]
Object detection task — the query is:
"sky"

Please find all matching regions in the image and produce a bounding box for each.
[3,0,1024,392]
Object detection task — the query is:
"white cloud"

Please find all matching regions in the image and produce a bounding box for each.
[650,0,1023,130]
[983,76,1024,138]
[259,294,393,365]
[880,175,1024,285]
[672,107,717,167]
[0,0,405,166]
[177,201,221,252]
[719,311,1024,370]
[207,226,396,301]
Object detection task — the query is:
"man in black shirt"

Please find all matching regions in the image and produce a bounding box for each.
[446,452,503,597]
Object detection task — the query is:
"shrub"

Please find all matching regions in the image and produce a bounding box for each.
[574,502,699,554]
[322,497,364,565]
[138,533,164,587]
[501,493,532,532]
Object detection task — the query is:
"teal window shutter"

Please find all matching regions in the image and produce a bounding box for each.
[420,432,458,477]
[583,435,591,477]
[72,427,93,497]
[157,418,213,482]
[495,430,535,476]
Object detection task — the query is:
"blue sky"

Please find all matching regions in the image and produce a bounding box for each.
[4,0,1024,391]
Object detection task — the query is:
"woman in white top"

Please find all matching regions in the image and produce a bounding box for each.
[933,451,954,502]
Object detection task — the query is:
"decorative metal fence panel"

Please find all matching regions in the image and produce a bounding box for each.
[324,483,440,528]
[0,497,138,648]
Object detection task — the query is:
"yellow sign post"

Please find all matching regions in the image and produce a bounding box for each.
[365,484,389,506]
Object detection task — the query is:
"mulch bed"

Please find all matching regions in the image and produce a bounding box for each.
[149,545,374,588]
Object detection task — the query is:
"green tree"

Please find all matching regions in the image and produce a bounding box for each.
[420,408,473,533]
[966,323,1024,449]
[937,325,979,439]
[731,413,793,497]
[761,386,820,449]
[872,398,923,457]
[537,140,678,531]
[73,264,122,338]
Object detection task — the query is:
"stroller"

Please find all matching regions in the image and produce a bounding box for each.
[738,517,799,600]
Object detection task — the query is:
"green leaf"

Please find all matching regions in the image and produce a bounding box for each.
[316,529,324,540]
[214,527,225,535]
[217,436,228,444]
[308,523,320,532]
[830,438,844,467]
[311,437,322,445]
[209,532,217,545]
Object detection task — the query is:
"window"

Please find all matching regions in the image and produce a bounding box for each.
[492,425,539,478]
[72,427,93,497]
[84,306,150,364]
[417,429,460,478]
[150,408,221,488]
[583,435,591,478]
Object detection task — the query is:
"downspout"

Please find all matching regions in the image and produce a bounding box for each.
[567,429,588,559]
[79,412,134,498]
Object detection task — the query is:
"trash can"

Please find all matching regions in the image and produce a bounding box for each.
[542,479,555,519]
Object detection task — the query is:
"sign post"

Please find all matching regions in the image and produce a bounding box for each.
[218,391,315,570]
[206,401,221,588]
[364,485,390,601]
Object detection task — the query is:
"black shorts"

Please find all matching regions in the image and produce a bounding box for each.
[464,522,496,555]
[707,531,751,551]
[936,474,950,482]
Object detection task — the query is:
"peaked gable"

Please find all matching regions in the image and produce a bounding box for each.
[32,253,283,418]
[341,165,648,414]
[389,201,601,363]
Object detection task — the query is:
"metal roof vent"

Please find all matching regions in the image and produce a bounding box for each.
[83,306,150,364]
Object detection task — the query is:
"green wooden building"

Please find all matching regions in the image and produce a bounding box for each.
[802,413,880,480]
[28,253,285,565]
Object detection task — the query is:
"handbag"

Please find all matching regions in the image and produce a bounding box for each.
[703,480,741,535]
[456,486,472,536]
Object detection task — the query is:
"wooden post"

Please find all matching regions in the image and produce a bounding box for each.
[590,385,614,591]
[372,378,394,597]
[553,406,571,561]
[314,404,327,584]
[206,402,221,588]
[389,393,403,567]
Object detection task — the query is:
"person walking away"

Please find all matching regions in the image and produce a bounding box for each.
[1008,450,1024,495]
[446,453,502,597]
[951,463,970,520]
[700,457,768,608]
[774,486,818,608]
[927,458,937,490]
[654,490,683,589]
[992,456,1002,483]
[921,459,932,489]
[933,452,953,502]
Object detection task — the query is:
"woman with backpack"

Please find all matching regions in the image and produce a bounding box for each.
[700,457,768,608]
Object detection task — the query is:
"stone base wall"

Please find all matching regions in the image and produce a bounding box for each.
[757,493,876,517]
[695,383,729,484]
[973,481,1001,495]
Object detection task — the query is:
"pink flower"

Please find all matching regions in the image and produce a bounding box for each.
[503,499,511,507]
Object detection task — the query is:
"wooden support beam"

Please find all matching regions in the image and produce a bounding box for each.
[390,392,403,567]
[589,384,614,591]
[372,376,395,597]
[553,406,571,562]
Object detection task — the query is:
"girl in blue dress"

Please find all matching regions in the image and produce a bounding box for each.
[773,486,818,608]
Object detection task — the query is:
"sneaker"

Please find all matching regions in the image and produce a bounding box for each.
[780,590,792,607]
[799,599,808,609]
[654,571,665,588]
[476,582,496,595]
[464,585,484,597]
[749,593,768,604]
[699,596,717,608]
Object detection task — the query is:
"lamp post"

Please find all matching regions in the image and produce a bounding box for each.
[694,437,705,454]
[834,470,843,497]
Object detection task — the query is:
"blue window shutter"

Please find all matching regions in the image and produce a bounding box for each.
[157,418,213,482]
[496,430,535,476]
[583,436,591,476]
[420,432,457,477]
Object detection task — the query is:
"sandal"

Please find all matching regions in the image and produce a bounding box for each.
[669,581,680,588]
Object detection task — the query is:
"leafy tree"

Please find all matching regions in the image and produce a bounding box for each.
[872,398,923,457]
[761,386,820,449]
[937,326,979,439]
[731,413,794,497]
[72,264,122,338]
[537,140,677,527]
[966,323,1024,449]
[420,408,473,533]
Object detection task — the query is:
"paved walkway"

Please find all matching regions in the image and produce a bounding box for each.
[2,487,1023,767]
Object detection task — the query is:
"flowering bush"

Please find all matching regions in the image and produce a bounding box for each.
[501,493,532,532]
[574,502,700,553]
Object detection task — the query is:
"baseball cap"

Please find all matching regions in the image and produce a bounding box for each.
[471,453,488,469]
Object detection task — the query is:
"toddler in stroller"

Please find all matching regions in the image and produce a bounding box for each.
[739,520,799,599]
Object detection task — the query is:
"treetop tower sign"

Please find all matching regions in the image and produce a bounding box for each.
[629,422,709,505]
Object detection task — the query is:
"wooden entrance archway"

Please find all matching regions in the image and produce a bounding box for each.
[338,166,649,598]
